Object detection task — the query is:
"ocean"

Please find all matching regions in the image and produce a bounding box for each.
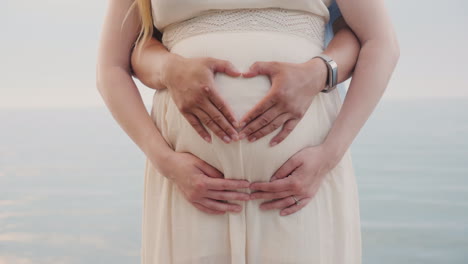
[0,98,467,264]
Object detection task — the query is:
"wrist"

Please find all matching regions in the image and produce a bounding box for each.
[144,133,176,175]
[161,53,185,88]
[320,139,347,168]
[303,57,328,92]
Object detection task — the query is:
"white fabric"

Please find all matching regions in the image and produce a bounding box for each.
[161,8,326,51]
[152,0,333,31]
[142,2,362,264]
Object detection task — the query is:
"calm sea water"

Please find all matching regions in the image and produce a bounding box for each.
[1,98,467,264]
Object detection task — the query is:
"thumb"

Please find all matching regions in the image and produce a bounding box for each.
[271,159,300,181]
[211,59,242,77]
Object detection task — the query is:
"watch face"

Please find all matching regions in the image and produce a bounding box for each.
[328,59,338,88]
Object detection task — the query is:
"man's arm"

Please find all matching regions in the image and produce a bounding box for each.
[321,2,361,84]
[129,31,174,90]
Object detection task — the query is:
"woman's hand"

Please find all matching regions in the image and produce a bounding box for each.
[160,151,251,215]
[161,54,243,144]
[248,144,339,216]
[237,58,328,146]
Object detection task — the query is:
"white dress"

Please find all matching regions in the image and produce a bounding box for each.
[141,1,362,263]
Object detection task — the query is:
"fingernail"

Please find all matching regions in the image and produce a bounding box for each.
[280,211,286,216]
[270,141,277,146]
[239,122,246,128]
[223,136,231,143]
[233,121,239,128]
[232,134,239,141]
[248,137,256,142]
[204,136,211,143]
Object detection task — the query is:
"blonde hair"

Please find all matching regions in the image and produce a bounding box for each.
[124,0,154,56]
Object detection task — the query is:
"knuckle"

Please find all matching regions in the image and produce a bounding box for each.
[193,95,205,105]
[220,181,230,190]
[201,85,212,95]
[244,117,253,124]
[270,122,280,130]
[186,117,200,127]
[211,192,221,200]
[252,108,262,116]
[284,125,294,133]
[254,130,265,138]
[287,180,298,191]
[281,199,291,207]
[223,127,233,135]
[194,179,206,191]
[243,128,253,135]
[217,193,228,200]
[203,57,215,65]
[215,103,224,111]
[292,181,302,192]
[259,116,270,126]
[212,115,224,124]
[204,118,215,127]
[251,61,260,69]
[270,61,280,68]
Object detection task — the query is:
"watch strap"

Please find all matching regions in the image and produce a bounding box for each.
[312,54,338,93]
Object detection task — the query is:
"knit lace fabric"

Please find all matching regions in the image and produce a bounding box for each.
[161,7,326,50]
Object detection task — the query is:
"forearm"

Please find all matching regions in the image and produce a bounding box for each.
[323,38,400,161]
[322,26,360,83]
[131,37,177,90]
[96,0,173,171]
[96,66,174,171]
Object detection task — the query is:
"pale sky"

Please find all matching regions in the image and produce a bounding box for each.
[1,0,467,109]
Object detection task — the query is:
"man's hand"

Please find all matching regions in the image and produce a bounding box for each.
[162,151,251,215]
[162,55,243,143]
[237,58,328,146]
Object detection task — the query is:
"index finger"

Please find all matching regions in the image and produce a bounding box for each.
[204,177,250,191]
[207,87,240,128]
[238,92,277,129]
[249,177,293,192]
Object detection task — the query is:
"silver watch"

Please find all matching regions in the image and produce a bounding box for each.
[312,54,338,93]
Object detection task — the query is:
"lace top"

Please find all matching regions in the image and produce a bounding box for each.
[161,8,327,50]
[151,0,332,31]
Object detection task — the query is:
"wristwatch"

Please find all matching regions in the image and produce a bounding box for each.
[312,54,338,93]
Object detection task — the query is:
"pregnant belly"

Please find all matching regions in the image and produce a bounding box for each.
[151,31,342,183]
